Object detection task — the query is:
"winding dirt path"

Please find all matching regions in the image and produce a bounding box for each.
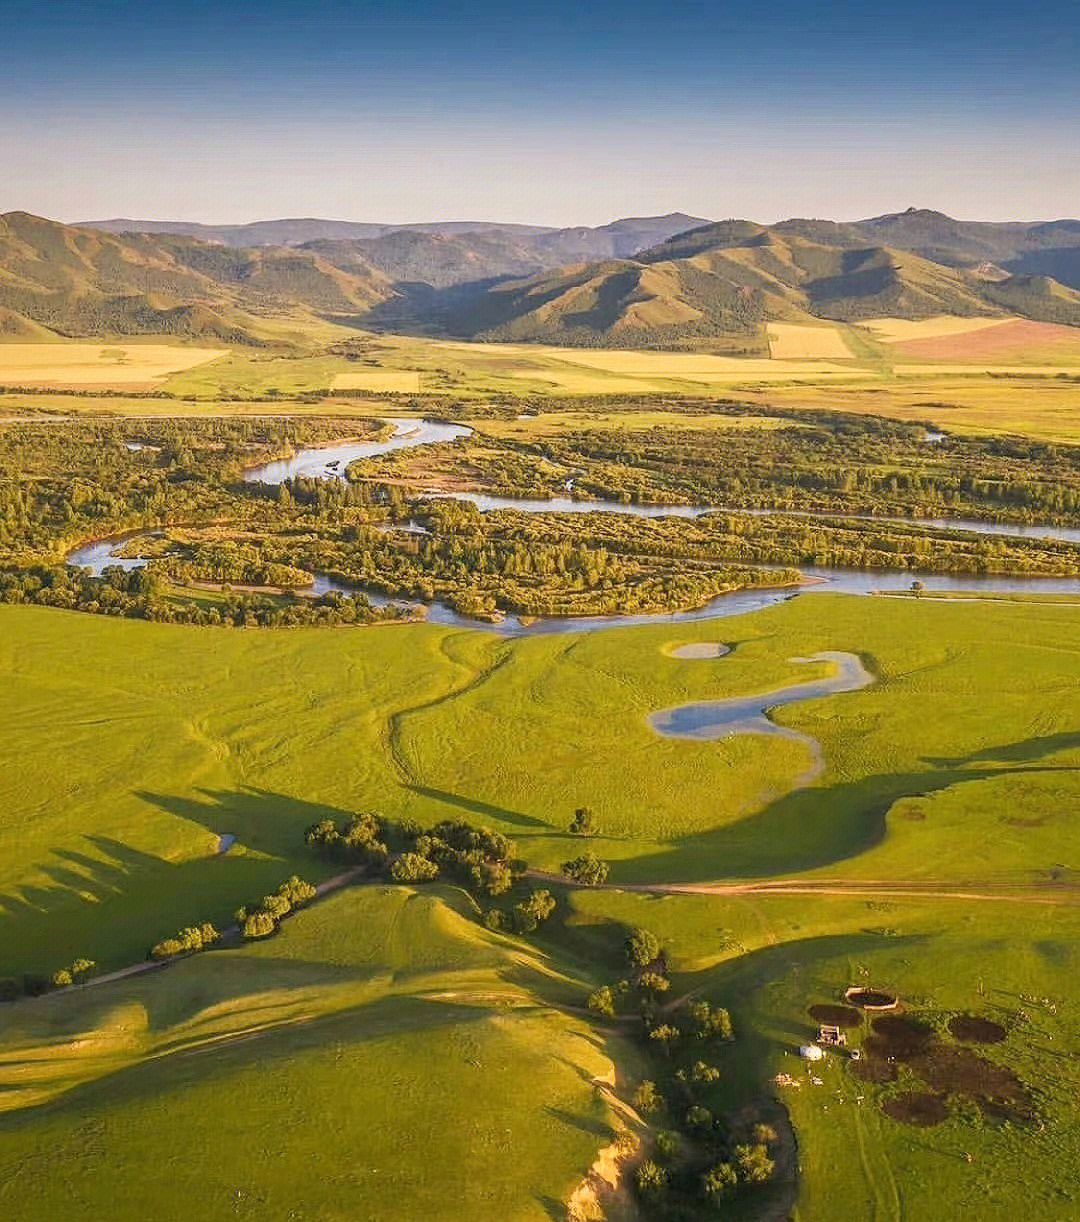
[527,869,1080,907]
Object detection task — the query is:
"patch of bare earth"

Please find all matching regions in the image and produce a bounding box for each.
[565,1132,641,1222]
[948,1014,1007,1044]
[881,1091,949,1127]
[807,1003,862,1028]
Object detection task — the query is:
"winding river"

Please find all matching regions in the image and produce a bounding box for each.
[66,418,1080,635]
[649,651,875,784]
[244,419,1080,546]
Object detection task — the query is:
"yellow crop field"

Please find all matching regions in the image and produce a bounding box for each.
[766,322,854,359]
[859,315,1014,343]
[331,369,423,392]
[0,342,228,387]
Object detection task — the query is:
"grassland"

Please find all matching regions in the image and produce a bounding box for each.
[0,882,640,1221]
[5,580,1080,1216]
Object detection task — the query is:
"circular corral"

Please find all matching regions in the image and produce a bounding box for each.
[844,986,899,1011]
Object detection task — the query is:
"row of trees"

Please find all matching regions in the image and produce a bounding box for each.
[236,876,317,939]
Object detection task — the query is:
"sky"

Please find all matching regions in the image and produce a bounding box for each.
[4,0,1078,226]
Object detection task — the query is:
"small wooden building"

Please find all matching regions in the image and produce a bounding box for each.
[817,1024,847,1048]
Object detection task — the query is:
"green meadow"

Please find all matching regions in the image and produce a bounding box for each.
[4,592,1080,1218]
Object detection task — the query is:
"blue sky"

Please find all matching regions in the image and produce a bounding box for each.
[4,0,1077,224]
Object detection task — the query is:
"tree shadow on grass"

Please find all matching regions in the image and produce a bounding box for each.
[0,788,360,979]
[405,783,553,831]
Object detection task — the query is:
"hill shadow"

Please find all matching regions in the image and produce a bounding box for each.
[613,729,1080,883]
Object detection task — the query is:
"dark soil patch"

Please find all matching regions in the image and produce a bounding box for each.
[881,1091,949,1128]
[912,1046,1034,1124]
[851,1056,897,1084]
[866,1015,934,1061]
[807,1003,862,1029]
[845,987,898,1010]
[948,1014,1007,1044]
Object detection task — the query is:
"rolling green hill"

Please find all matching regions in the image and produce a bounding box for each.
[5,208,1080,348]
[0,212,397,344]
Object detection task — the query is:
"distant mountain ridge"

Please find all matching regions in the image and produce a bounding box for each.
[3,207,1080,347]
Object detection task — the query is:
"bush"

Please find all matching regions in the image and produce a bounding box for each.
[51,969,73,988]
[684,1105,713,1132]
[561,852,609,887]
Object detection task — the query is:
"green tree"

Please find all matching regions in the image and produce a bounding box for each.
[637,971,669,996]
[390,852,440,883]
[587,985,616,1017]
[512,888,556,932]
[561,852,609,886]
[647,1024,681,1056]
[243,911,277,940]
[691,1060,720,1084]
[625,927,661,968]
[634,1160,668,1203]
[735,1143,775,1185]
[631,1080,664,1115]
[569,805,599,836]
[702,1162,738,1202]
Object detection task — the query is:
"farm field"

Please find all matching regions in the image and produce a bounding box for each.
[0,342,228,388]
[2,319,1080,446]
[4,593,1080,1216]
[766,322,855,360]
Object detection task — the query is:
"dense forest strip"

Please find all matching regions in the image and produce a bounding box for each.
[8,406,1080,626]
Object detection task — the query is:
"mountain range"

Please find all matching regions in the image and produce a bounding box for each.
[3,208,1080,348]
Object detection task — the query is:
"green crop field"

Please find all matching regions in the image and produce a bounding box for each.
[4,591,1080,1218]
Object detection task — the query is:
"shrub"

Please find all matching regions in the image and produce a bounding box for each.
[684,1105,713,1132]
[51,969,73,988]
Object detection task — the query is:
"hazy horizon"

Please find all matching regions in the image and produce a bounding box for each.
[6,0,1078,227]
